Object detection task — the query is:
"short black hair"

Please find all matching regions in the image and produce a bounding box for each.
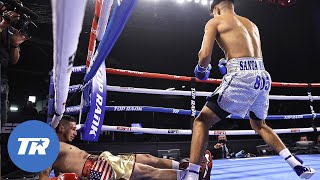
[210,0,234,12]
[55,115,77,131]
[61,115,77,122]
[299,135,308,140]
[217,134,227,139]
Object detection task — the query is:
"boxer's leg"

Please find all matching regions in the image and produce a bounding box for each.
[130,163,183,180]
[135,154,180,169]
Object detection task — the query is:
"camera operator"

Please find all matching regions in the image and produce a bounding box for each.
[212,135,233,159]
[1,0,30,128]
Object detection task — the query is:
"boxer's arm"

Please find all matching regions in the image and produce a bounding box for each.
[198,19,219,68]
[39,166,52,180]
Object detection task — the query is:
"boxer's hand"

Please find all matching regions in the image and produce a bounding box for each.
[194,64,212,80]
[218,58,227,75]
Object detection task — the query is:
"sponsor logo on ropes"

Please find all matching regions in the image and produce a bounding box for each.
[214,131,226,135]
[117,69,144,75]
[128,70,143,74]
[90,67,105,137]
[1,123,19,133]
[284,115,304,119]
[65,106,81,114]
[7,120,59,172]
[87,50,93,61]
[91,27,97,35]
[114,106,143,111]
[174,76,180,79]
[72,66,85,73]
[172,109,180,114]
[69,85,81,93]
[120,87,134,89]
[168,129,180,134]
[117,126,132,131]
[291,128,301,133]
[191,88,196,117]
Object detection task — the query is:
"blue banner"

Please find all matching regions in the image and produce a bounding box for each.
[81,62,107,142]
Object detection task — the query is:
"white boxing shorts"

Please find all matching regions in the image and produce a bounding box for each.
[206,57,271,120]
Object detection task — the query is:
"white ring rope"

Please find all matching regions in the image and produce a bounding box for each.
[107,85,320,101]
[75,124,320,136]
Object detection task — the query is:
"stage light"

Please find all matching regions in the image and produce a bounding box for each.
[201,0,208,5]
[28,96,36,103]
[10,105,19,112]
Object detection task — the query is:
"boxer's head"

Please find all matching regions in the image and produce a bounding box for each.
[210,0,234,17]
[56,115,78,143]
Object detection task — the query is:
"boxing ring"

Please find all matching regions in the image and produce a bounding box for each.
[61,66,320,136]
[47,0,320,179]
[51,65,320,179]
[211,154,320,180]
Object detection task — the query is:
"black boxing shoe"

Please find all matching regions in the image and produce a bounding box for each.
[294,165,316,179]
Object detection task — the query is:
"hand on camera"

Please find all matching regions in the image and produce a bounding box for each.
[3,11,20,23]
[214,143,223,149]
[11,29,30,46]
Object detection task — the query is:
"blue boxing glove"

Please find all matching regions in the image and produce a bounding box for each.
[194,64,212,80]
[218,58,227,75]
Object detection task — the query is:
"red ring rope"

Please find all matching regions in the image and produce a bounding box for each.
[106,68,320,88]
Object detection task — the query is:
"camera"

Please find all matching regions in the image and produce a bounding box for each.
[218,139,226,144]
[0,0,38,38]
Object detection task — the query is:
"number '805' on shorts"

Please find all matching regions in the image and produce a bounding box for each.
[205,57,271,120]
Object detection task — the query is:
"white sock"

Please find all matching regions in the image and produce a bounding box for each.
[279,148,291,158]
[172,160,180,170]
[187,163,200,172]
[279,148,301,168]
[185,163,200,180]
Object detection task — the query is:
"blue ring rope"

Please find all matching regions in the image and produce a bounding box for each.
[64,105,320,120]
